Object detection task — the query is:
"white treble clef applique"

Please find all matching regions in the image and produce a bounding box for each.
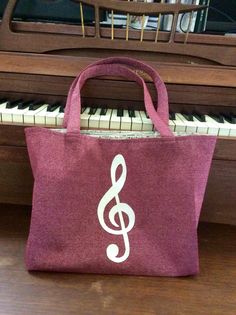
[97,154,135,263]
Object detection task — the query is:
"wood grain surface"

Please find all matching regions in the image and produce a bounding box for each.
[1,1,236,65]
[0,53,236,88]
[0,204,235,315]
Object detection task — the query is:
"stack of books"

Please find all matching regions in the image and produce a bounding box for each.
[101,0,210,33]
[161,0,210,33]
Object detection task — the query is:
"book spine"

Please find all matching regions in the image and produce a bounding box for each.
[162,0,201,33]
[194,0,209,33]
[160,0,175,31]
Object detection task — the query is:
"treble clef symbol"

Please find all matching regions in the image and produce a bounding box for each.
[97,154,135,263]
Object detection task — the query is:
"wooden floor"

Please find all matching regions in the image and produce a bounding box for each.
[0,204,235,315]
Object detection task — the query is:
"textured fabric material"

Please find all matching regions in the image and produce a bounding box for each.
[65,63,172,137]
[63,56,169,127]
[25,58,216,276]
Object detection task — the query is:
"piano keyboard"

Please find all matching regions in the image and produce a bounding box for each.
[0,99,236,137]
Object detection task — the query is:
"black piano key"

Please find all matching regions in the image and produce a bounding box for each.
[218,114,225,124]
[181,112,193,121]
[221,113,231,124]
[231,113,236,124]
[128,109,135,118]
[117,108,124,117]
[29,101,45,111]
[100,108,107,116]
[88,107,97,115]
[169,112,176,120]
[0,98,7,104]
[209,114,224,124]
[145,112,150,119]
[6,99,23,109]
[18,100,35,110]
[47,102,61,112]
[221,113,236,124]
[192,111,206,122]
[59,105,65,113]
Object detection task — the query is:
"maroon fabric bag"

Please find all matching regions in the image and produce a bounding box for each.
[25,57,216,276]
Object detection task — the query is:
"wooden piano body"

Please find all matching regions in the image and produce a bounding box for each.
[0,0,235,225]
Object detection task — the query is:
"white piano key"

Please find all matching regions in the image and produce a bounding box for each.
[229,126,236,137]
[12,107,31,123]
[176,113,197,133]
[45,107,61,126]
[89,108,100,129]
[205,115,229,136]
[137,111,152,131]
[1,101,21,123]
[24,104,48,124]
[222,118,236,137]
[192,116,209,135]
[99,108,112,129]
[1,107,15,123]
[121,109,132,131]
[168,119,175,132]
[0,101,8,109]
[5,101,34,124]
[12,102,36,124]
[0,101,9,122]
[81,107,91,129]
[130,111,141,131]
[172,115,187,133]
[56,112,64,126]
[229,128,236,137]
[35,106,50,125]
[202,115,219,136]
[110,109,121,130]
[217,124,230,136]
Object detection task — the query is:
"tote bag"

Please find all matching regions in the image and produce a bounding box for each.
[25,57,216,276]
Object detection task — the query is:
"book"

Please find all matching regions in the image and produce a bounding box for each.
[161,0,201,33]
[194,0,210,33]
[103,12,158,30]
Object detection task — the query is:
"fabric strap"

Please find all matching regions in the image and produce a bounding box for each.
[63,57,169,128]
[66,63,173,137]
[86,57,169,125]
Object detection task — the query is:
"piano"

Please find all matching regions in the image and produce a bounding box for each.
[0,0,236,226]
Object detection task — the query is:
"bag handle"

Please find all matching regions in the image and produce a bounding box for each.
[87,57,169,124]
[66,63,174,137]
[63,57,169,128]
